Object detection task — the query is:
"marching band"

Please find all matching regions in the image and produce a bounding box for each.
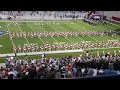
[12,40,120,53]
[9,31,105,39]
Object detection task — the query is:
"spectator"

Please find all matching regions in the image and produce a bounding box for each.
[0,52,120,79]
[8,74,14,79]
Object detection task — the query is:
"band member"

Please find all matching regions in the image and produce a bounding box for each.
[12,45,17,53]
[18,45,22,53]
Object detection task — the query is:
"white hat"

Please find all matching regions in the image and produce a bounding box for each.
[31,60,34,64]
[61,67,63,69]
[68,71,72,75]
[69,63,71,65]
[50,64,52,67]
[52,63,56,66]
[25,72,28,75]
[10,57,14,60]
[42,64,45,67]
[63,66,65,68]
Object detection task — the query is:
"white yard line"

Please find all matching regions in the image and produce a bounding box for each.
[74,21,110,41]
[37,23,58,43]
[58,24,84,41]
[49,24,73,43]
[64,23,89,41]
[93,26,113,40]
[17,23,30,44]
[87,35,99,42]
[73,21,109,41]
[100,24,120,40]
[26,22,45,44]
[5,22,14,45]
[106,24,120,44]
[110,23,120,28]
[71,22,99,42]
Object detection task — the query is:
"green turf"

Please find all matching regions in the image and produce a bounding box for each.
[0,19,120,61]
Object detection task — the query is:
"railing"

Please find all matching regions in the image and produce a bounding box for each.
[72,74,120,79]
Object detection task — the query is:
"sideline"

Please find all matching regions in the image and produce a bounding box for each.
[0,49,83,58]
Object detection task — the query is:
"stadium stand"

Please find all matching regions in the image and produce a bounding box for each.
[0,52,120,79]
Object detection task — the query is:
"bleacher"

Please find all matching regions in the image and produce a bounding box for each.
[0,11,87,20]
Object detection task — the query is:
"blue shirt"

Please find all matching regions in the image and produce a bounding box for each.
[5,60,9,65]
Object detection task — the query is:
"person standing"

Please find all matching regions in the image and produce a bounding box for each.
[41,53,45,58]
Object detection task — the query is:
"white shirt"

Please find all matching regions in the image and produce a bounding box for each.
[8,71,16,77]
[102,55,105,59]
[42,53,45,58]
[25,72,29,75]
[72,58,75,62]
[93,69,97,76]
[32,60,34,64]
[117,70,120,74]
[81,68,85,73]
[78,57,81,61]
[99,69,103,73]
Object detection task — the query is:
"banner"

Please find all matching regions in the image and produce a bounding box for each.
[112,16,120,22]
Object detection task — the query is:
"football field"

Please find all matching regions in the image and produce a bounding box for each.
[0,19,120,55]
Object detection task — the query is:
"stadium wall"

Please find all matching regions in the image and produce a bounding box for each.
[0,16,85,20]
[0,12,87,20]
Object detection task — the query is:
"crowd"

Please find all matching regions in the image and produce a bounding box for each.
[0,51,120,79]
[12,40,120,53]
